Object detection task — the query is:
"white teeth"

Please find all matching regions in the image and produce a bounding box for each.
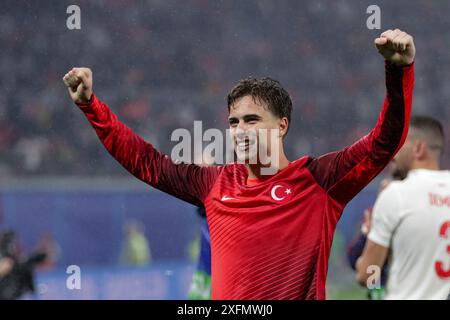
[236,141,250,151]
[236,140,254,146]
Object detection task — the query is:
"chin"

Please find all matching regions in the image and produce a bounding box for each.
[235,149,258,164]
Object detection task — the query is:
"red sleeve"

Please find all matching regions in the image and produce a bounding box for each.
[308,61,414,206]
[76,95,222,207]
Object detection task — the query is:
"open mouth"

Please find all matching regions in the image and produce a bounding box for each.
[236,138,256,152]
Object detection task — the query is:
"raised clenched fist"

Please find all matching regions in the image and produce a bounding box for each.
[375,29,415,66]
[63,67,93,104]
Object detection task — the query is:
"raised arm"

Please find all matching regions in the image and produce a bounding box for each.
[63,68,221,207]
[307,29,415,207]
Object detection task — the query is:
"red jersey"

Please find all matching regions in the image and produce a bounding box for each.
[76,61,414,299]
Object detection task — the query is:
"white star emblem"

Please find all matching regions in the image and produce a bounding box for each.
[271,185,293,201]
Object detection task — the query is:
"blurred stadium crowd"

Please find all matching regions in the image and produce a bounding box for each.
[0,0,449,177]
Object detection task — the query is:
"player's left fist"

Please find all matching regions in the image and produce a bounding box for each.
[375,29,415,66]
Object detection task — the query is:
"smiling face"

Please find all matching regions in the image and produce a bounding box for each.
[228,95,288,163]
[226,77,293,167]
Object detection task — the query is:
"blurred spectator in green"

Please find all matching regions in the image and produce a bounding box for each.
[119,220,151,267]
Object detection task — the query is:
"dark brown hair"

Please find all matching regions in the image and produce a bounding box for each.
[227,77,293,134]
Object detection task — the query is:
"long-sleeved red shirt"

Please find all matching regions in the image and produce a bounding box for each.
[76,61,414,299]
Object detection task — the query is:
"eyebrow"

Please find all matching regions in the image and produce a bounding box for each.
[228,114,263,123]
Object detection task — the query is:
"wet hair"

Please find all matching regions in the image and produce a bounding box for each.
[227,77,292,134]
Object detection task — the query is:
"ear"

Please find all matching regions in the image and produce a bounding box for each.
[279,117,289,138]
[414,140,427,161]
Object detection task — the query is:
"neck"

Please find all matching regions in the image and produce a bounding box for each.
[411,160,440,171]
[246,149,290,180]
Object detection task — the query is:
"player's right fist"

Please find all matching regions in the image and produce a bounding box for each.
[63,67,93,104]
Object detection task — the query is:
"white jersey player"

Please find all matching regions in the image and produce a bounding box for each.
[356,115,450,300]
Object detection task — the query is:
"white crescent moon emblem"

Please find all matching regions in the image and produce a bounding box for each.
[271,185,285,201]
